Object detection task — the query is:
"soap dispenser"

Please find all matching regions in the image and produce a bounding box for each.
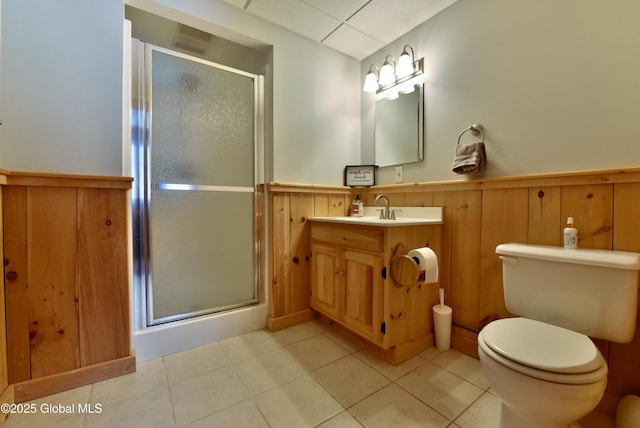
[351,194,363,217]
[563,217,578,249]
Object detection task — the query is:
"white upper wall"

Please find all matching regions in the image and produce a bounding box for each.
[3,0,637,184]
[362,0,640,184]
[0,0,124,175]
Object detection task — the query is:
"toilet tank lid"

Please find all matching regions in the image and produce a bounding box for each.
[496,243,640,270]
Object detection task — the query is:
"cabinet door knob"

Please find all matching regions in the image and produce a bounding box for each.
[334,270,345,277]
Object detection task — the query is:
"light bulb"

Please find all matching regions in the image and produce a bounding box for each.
[397,52,414,78]
[363,71,379,93]
[379,62,395,86]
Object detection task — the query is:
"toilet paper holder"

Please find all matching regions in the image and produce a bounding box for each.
[390,243,422,288]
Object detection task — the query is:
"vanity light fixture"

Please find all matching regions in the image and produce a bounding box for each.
[363,44,424,97]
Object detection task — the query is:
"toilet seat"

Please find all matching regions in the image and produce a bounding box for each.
[479,317,607,385]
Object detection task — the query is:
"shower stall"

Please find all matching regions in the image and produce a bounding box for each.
[129,39,266,360]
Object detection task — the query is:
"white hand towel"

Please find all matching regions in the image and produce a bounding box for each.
[452,142,486,175]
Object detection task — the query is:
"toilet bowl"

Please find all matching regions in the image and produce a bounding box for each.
[478,318,608,428]
[480,243,640,428]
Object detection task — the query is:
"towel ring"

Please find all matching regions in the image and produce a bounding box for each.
[457,124,484,145]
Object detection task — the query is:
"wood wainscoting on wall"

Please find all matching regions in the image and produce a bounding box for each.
[267,184,351,331]
[267,168,640,416]
[2,171,136,404]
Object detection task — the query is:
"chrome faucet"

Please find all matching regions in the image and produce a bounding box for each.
[374,194,391,220]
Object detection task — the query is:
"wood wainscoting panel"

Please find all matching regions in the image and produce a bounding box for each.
[270,192,290,318]
[607,183,640,400]
[560,184,613,250]
[0,185,7,404]
[268,189,350,330]
[314,193,348,217]
[2,172,134,403]
[528,186,562,245]
[289,193,314,314]
[404,191,435,209]
[313,194,330,217]
[479,188,528,327]
[77,188,130,366]
[434,190,482,331]
[27,187,79,378]
[3,186,30,383]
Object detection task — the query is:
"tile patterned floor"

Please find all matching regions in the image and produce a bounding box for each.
[3,320,616,428]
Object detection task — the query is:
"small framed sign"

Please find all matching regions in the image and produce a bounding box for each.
[344,165,376,187]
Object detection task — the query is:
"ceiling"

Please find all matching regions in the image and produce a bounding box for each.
[221,0,458,60]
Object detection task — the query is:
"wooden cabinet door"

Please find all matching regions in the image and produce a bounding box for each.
[342,250,383,344]
[310,244,341,319]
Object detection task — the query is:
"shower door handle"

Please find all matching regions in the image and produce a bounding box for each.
[154,183,254,193]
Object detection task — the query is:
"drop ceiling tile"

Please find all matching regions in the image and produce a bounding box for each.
[245,0,341,42]
[347,0,457,45]
[299,0,370,21]
[323,24,384,60]
[221,0,460,59]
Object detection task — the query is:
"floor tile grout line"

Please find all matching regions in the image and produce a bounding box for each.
[161,356,180,428]
[224,327,481,426]
[390,377,457,424]
[450,389,493,427]
[303,335,464,426]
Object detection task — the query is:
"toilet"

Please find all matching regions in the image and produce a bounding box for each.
[478,243,640,428]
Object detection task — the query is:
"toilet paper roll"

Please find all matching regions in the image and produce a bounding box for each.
[407,247,439,283]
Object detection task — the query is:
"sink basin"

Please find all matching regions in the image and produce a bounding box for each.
[309,207,443,227]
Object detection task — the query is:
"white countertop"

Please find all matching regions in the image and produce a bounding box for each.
[309,207,443,227]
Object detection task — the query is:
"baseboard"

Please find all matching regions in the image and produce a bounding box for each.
[0,384,14,426]
[368,334,434,366]
[315,314,433,366]
[266,309,317,331]
[451,325,479,358]
[13,354,136,403]
[596,391,619,417]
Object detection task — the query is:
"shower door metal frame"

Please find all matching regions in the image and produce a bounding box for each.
[131,41,264,327]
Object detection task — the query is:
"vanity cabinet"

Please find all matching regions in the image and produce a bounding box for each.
[311,242,384,344]
[309,220,441,364]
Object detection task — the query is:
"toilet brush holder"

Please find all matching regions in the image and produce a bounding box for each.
[433,288,452,350]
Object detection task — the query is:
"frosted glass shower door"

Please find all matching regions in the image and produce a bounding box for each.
[145,45,259,325]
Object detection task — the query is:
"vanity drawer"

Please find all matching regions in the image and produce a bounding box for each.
[311,223,383,252]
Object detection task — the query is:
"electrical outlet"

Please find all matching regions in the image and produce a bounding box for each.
[395,166,403,183]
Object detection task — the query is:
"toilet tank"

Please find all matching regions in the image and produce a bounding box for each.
[496,243,640,343]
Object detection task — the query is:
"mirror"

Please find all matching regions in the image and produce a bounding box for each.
[374,84,424,167]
